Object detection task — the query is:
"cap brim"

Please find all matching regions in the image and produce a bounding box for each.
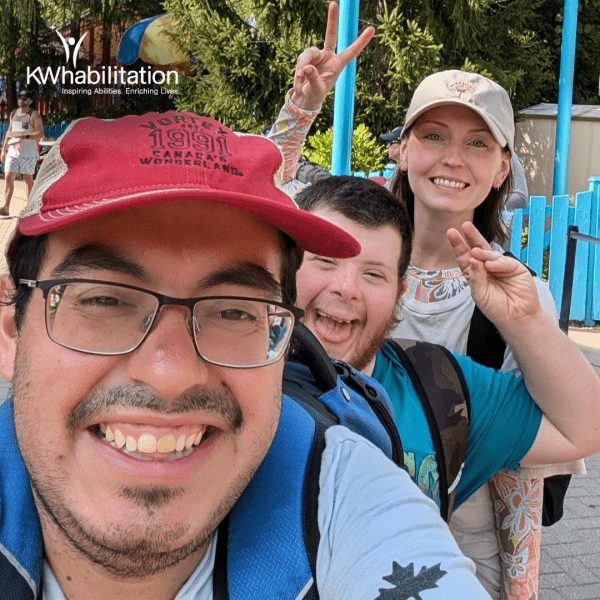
[16,188,361,259]
[402,99,511,152]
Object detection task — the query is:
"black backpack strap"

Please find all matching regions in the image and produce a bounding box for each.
[290,323,338,391]
[467,251,535,369]
[541,473,572,526]
[387,339,470,521]
[467,306,507,369]
[213,515,230,600]
[285,324,340,426]
[302,420,326,600]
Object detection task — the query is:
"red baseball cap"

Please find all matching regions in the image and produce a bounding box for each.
[11,111,360,258]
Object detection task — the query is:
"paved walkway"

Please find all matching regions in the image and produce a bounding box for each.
[540,450,600,598]
[538,330,600,598]
[0,176,28,274]
[2,175,600,597]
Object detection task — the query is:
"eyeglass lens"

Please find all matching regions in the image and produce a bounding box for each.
[45,282,295,367]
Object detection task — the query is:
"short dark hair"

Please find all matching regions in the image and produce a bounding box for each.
[295,175,413,281]
[6,234,48,330]
[6,231,299,332]
[388,131,512,244]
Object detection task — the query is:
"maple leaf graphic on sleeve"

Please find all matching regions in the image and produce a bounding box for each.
[374,562,447,600]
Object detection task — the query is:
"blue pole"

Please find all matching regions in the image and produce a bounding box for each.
[330,0,360,176]
[553,0,579,196]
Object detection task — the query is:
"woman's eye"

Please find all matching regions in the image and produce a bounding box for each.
[424,133,442,141]
[470,139,487,148]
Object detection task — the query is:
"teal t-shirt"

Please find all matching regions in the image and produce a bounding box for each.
[372,342,543,509]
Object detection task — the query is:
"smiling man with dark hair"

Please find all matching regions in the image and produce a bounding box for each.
[0,110,494,600]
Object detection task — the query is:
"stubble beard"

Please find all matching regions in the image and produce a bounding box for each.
[348,307,400,372]
[12,347,280,578]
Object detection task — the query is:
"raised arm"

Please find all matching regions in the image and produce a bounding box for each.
[290,1,374,110]
[448,221,600,465]
[269,1,374,183]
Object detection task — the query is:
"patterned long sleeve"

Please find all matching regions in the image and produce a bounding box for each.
[268,92,320,195]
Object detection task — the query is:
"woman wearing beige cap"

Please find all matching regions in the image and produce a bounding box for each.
[386,70,583,600]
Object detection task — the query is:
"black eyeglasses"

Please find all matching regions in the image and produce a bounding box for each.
[386,141,400,146]
[18,96,30,101]
[20,278,304,368]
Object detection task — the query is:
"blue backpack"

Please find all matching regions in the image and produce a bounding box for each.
[212,324,404,599]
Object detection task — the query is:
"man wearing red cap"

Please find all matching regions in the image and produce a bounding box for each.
[0,109,495,599]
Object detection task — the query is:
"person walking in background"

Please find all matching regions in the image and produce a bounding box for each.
[0,89,44,216]
[500,153,530,249]
[381,126,403,165]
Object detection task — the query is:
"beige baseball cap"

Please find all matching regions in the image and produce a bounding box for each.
[401,70,515,154]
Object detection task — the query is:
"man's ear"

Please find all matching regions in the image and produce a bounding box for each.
[397,277,408,302]
[0,275,18,382]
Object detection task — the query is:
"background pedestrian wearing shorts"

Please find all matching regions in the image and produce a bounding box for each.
[0,90,44,216]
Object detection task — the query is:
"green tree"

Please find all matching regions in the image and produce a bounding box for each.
[13,0,172,119]
[164,0,600,138]
[164,0,330,132]
[0,0,54,115]
[304,124,386,173]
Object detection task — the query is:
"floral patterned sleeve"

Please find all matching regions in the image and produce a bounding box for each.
[490,471,544,600]
[268,91,320,190]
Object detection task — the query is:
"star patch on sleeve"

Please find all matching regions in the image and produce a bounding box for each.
[374,562,447,600]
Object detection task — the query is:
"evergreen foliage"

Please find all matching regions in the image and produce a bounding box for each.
[2,0,171,117]
[304,123,386,173]
[0,0,54,113]
[164,0,600,138]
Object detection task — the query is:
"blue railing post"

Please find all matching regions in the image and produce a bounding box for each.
[586,176,600,323]
[552,0,580,196]
[330,0,360,176]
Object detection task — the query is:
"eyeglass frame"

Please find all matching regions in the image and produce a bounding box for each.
[19,278,305,368]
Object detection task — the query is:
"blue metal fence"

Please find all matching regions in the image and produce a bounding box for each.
[509,176,600,323]
[0,120,69,140]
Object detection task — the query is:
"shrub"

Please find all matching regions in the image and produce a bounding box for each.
[303,124,387,174]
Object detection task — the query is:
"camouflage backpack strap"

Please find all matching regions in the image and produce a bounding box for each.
[387,339,471,521]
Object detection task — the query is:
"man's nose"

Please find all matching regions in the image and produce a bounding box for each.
[328,267,361,300]
[125,306,210,400]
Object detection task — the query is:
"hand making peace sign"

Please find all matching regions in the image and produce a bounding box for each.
[290,2,375,111]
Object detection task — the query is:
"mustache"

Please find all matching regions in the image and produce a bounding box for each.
[67,384,243,432]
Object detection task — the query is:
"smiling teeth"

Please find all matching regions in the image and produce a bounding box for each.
[433,178,466,189]
[316,310,352,324]
[138,433,157,453]
[98,425,207,455]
